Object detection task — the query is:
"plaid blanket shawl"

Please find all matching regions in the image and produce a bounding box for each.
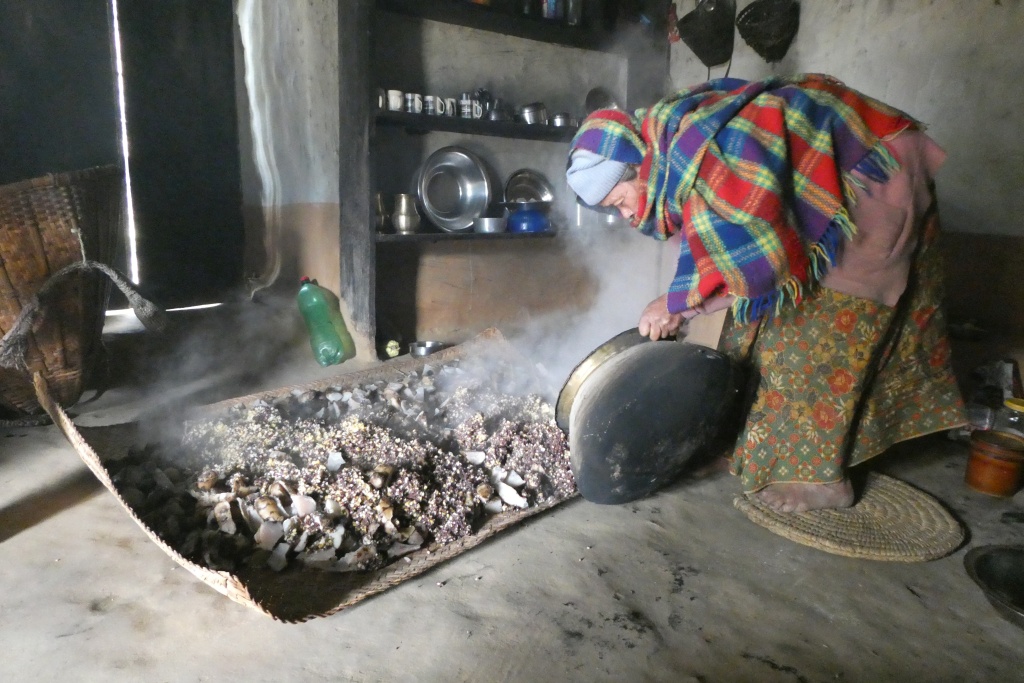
[570,74,917,322]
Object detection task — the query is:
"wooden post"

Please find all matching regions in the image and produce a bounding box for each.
[338,0,376,355]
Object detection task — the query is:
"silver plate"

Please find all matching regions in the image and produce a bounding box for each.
[504,168,555,204]
[416,147,492,232]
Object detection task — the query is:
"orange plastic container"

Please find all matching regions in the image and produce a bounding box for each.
[966,430,1024,497]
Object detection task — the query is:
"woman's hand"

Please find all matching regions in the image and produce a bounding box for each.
[638,294,685,341]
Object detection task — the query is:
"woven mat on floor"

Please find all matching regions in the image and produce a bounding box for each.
[733,473,964,562]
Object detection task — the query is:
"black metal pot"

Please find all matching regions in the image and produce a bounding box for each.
[558,329,744,505]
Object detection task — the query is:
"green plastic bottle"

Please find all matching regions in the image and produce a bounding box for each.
[297,277,356,366]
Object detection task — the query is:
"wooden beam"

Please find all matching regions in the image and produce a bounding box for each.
[338,0,376,352]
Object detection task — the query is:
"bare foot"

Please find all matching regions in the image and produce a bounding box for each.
[754,479,855,513]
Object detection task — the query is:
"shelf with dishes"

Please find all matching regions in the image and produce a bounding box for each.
[375,109,577,142]
[376,230,556,243]
[374,145,561,241]
[376,0,614,52]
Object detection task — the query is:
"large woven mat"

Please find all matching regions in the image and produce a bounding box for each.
[733,473,964,562]
[35,329,576,622]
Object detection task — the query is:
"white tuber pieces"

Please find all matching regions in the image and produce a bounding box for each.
[496,481,528,508]
[255,521,284,550]
[267,542,289,572]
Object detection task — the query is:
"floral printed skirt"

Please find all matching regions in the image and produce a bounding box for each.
[719,243,966,493]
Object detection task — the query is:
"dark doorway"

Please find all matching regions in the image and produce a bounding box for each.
[1,0,245,307]
[117,0,244,307]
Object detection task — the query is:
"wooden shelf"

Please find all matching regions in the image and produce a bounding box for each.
[376,229,557,243]
[375,110,577,142]
[376,0,615,52]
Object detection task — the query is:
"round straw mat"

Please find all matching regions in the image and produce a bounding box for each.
[733,473,964,562]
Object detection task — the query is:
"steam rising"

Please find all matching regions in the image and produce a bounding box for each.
[134,290,307,444]
[508,221,673,402]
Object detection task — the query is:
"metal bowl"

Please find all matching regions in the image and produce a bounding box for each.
[416,146,492,232]
[409,340,447,357]
[473,216,507,233]
[965,545,1024,631]
[506,207,550,234]
[504,169,555,204]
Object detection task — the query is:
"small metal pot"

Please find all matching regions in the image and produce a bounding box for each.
[518,102,548,125]
[551,112,576,127]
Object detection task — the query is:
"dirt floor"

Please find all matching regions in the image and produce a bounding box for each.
[2,343,1024,682]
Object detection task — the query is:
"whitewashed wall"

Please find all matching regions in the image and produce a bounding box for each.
[669,0,1024,236]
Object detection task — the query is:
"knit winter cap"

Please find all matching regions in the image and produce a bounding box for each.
[565,149,629,206]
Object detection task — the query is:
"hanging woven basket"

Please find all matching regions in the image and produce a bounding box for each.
[0,166,124,415]
[677,0,737,68]
[736,0,800,63]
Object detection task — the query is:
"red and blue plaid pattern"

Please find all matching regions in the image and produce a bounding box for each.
[570,74,914,322]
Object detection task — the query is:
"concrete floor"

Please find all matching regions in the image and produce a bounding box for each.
[3,347,1024,682]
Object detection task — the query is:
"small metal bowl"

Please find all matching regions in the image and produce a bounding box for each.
[409,341,447,357]
[473,216,507,233]
[551,112,576,127]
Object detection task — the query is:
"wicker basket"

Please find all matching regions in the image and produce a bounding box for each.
[0,166,124,415]
[736,0,801,63]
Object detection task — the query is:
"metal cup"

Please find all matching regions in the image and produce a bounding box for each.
[404,92,423,114]
[424,95,443,115]
[385,90,401,111]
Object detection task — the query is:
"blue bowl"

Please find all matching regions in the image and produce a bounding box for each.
[507,208,550,233]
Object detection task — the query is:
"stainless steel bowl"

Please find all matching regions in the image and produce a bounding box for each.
[416,146,492,232]
[505,169,555,204]
[473,216,507,233]
[409,341,447,357]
